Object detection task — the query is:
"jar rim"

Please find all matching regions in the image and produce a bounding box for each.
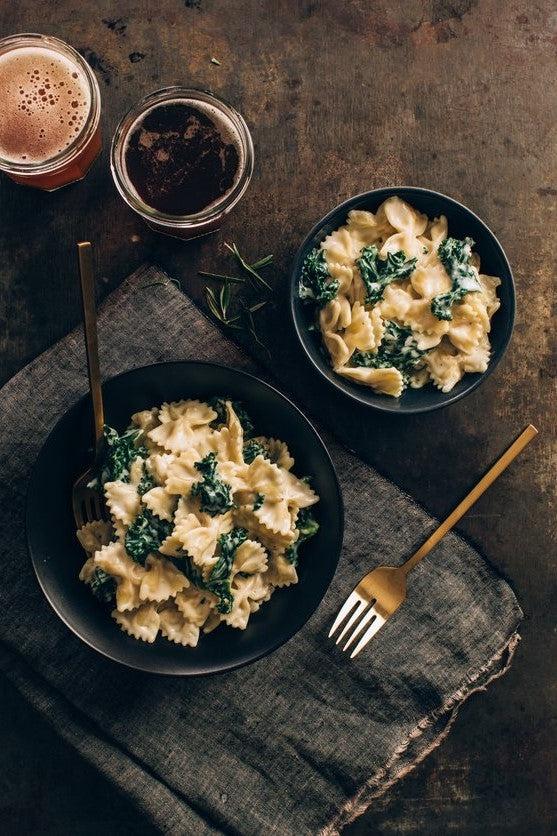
[110,86,254,228]
[0,33,102,175]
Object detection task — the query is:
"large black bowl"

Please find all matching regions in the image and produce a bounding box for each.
[27,362,343,675]
[290,186,515,414]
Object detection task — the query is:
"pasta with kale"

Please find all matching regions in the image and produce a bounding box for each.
[77,398,320,646]
[298,196,501,396]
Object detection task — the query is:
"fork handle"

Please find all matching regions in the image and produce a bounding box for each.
[402,424,538,575]
[77,241,104,460]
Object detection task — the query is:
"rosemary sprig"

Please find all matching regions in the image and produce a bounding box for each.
[224,242,273,291]
[135,277,182,293]
[201,244,273,358]
[198,271,244,284]
[242,303,270,356]
[204,285,242,329]
[251,254,274,270]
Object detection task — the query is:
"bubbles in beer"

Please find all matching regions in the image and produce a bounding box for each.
[0,45,91,163]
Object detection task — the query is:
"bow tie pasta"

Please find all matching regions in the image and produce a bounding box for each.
[76,398,320,647]
[298,196,501,396]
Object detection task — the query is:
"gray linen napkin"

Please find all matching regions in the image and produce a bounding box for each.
[0,265,522,835]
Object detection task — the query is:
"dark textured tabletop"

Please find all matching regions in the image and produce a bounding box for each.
[0,1,555,834]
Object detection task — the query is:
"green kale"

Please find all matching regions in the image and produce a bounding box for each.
[431,236,481,321]
[169,553,206,588]
[356,245,417,304]
[285,508,319,566]
[232,402,255,438]
[208,396,254,437]
[351,321,426,383]
[190,452,234,516]
[124,509,173,566]
[88,567,116,603]
[169,528,249,614]
[208,527,248,613]
[137,464,156,496]
[243,439,269,464]
[298,247,339,308]
[100,425,148,485]
[253,493,265,511]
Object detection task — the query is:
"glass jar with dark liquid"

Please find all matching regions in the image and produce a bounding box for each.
[111,88,254,239]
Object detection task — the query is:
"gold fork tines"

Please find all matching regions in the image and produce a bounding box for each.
[330,424,538,659]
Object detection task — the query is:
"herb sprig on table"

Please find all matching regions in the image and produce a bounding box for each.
[200,243,273,353]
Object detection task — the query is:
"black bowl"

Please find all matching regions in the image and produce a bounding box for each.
[27,362,343,675]
[290,186,515,414]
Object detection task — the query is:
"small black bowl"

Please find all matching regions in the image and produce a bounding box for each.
[290,187,515,414]
[27,362,343,676]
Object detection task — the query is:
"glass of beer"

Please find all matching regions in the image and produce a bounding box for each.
[110,87,254,239]
[0,33,102,191]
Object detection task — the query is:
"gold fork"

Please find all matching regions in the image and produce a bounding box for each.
[72,241,106,529]
[330,424,538,658]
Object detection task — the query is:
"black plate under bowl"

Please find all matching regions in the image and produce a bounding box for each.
[290,186,515,414]
[27,362,343,676]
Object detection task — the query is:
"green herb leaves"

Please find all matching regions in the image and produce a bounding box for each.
[190,452,234,516]
[356,245,417,305]
[100,425,147,485]
[201,244,273,355]
[431,236,481,321]
[351,321,426,382]
[285,508,319,566]
[125,510,173,566]
[298,247,339,307]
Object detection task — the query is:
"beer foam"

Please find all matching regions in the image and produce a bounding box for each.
[0,45,91,164]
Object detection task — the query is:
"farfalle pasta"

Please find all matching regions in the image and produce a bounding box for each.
[298,196,501,396]
[77,398,320,646]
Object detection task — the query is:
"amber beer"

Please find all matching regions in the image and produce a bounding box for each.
[0,34,101,190]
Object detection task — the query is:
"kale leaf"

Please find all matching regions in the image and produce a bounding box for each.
[169,553,206,588]
[431,236,481,321]
[253,493,265,511]
[208,396,254,437]
[285,508,319,566]
[351,320,426,383]
[208,527,248,613]
[171,528,249,614]
[137,464,156,496]
[243,439,269,464]
[298,247,339,308]
[356,245,417,304]
[190,452,234,516]
[100,425,148,485]
[89,567,116,603]
[124,509,173,565]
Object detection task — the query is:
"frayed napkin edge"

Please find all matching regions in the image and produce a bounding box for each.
[320,630,521,835]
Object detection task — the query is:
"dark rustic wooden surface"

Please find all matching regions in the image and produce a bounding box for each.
[0,1,555,834]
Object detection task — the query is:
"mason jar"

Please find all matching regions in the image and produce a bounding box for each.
[0,33,102,191]
[110,87,254,240]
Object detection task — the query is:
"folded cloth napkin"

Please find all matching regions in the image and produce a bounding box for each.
[0,265,522,835]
